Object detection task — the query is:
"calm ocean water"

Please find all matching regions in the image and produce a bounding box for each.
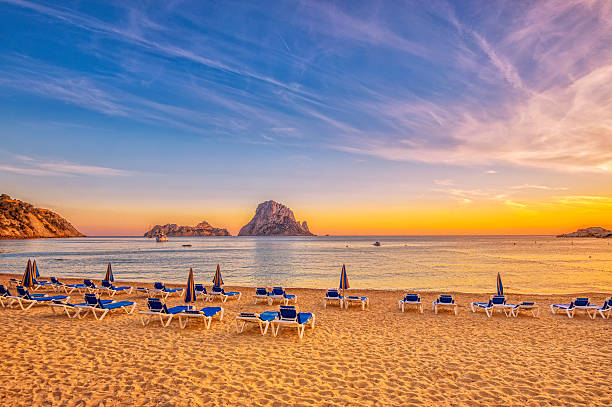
[0,236,610,294]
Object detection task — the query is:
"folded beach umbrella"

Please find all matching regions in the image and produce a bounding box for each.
[212,264,223,286]
[496,272,503,296]
[339,264,349,296]
[33,259,40,278]
[21,259,35,288]
[104,262,114,282]
[184,268,196,305]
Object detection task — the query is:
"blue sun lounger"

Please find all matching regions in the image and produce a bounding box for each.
[433,294,458,315]
[550,298,596,319]
[0,284,19,308]
[271,305,315,340]
[253,287,271,304]
[269,287,297,305]
[13,286,70,310]
[470,295,512,317]
[510,301,539,317]
[33,279,54,291]
[101,280,134,296]
[75,293,136,320]
[593,297,612,319]
[209,285,242,303]
[195,284,211,301]
[235,311,279,335]
[178,306,224,329]
[324,289,343,308]
[49,277,65,292]
[344,295,369,310]
[139,298,189,327]
[150,282,184,300]
[48,299,84,318]
[399,293,423,313]
[49,277,88,294]
[83,279,105,294]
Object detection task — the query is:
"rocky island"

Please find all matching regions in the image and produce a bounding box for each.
[557,227,612,238]
[0,194,85,239]
[238,200,314,236]
[144,220,230,237]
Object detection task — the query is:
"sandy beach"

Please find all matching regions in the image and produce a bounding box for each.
[1,274,610,407]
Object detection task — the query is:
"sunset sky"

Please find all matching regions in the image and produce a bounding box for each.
[1,0,611,236]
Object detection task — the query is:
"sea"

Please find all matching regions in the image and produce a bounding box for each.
[0,236,610,294]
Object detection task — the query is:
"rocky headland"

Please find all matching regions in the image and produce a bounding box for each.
[144,220,230,237]
[0,194,85,239]
[238,200,314,236]
[557,227,612,238]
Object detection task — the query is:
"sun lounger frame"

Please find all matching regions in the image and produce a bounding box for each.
[399,294,423,313]
[433,295,458,315]
[343,296,369,310]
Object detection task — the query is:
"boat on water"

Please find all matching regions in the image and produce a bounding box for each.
[155,233,168,242]
[373,241,381,246]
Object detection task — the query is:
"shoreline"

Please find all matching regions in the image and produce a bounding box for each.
[2,273,610,297]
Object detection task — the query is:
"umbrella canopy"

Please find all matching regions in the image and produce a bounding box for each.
[104,262,114,282]
[21,259,35,288]
[33,259,40,278]
[496,272,504,296]
[339,264,349,292]
[212,264,223,286]
[184,268,196,304]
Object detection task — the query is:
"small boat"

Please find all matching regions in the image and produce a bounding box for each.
[182,244,192,247]
[155,233,168,242]
[373,241,381,246]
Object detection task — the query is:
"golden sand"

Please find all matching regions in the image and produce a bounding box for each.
[0,274,609,406]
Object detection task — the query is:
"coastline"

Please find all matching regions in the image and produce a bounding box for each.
[1,274,610,406]
[2,273,610,297]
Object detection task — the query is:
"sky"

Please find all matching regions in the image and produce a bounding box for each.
[0,0,611,236]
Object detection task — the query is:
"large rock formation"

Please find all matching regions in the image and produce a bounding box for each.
[238,200,314,236]
[144,220,230,237]
[557,227,612,238]
[0,194,85,239]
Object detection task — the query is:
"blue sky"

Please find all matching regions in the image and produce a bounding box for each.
[1,0,611,235]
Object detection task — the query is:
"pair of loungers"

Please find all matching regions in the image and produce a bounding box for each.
[48,277,134,296]
[49,293,136,320]
[0,285,70,310]
[324,289,369,310]
[194,284,242,303]
[8,278,54,291]
[253,287,297,305]
[471,295,540,317]
[235,305,315,340]
[550,297,612,319]
[136,282,184,299]
[139,298,224,329]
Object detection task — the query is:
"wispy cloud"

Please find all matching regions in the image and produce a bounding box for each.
[434,179,454,186]
[0,153,132,177]
[504,200,527,208]
[510,184,568,191]
[556,195,612,207]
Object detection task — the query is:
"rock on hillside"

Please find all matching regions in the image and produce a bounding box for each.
[144,220,230,237]
[0,194,85,239]
[238,200,314,236]
[557,227,612,238]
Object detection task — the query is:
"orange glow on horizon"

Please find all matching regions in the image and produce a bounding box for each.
[60,198,612,237]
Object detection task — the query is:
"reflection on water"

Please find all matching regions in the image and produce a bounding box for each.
[0,236,610,293]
